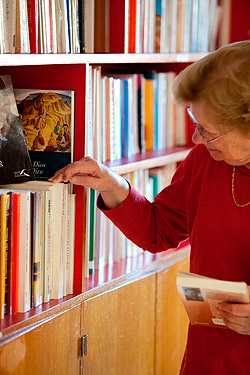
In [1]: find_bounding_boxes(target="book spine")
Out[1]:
[113,78,122,160]
[19,0,31,53]
[44,190,52,302]
[25,193,31,312]
[143,73,155,151]
[4,194,10,317]
[5,0,16,53]
[31,193,41,307]
[128,0,137,53]
[38,0,44,53]
[78,0,85,52]
[50,0,58,53]
[88,189,96,275]
[12,193,20,314]
[94,0,110,53]
[0,0,8,53]
[27,0,39,53]
[6,192,14,316]
[84,0,95,53]
[122,79,129,157]
[155,0,162,53]
[66,193,75,294]
[71,0,80,53]
[66,0,72,53]
[0,193,7,319]
[135,0,142,53]
[109,0,125,53]
[39,192,45,305]
[56,0,70,53]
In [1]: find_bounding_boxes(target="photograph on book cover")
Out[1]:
[0,75,34,184]
[14,89,75,180]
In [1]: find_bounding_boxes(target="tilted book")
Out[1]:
[14,89,74,180]
[0,75,34,184]
[176,270,250,329]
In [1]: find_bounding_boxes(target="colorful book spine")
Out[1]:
[128,0,137,53]
[12,193,20,314]
[27,0,39,53]
[0,193,8,318]
[143,72,155,151]
[6,192,14,316]
[88,189,96,275]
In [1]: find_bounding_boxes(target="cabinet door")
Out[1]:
[155,257,189,375]
[82,274,155,375]
[0,304,81,375]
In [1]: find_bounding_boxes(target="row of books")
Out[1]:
[0,0,80,54]
[127,0,223,53]
[84,163,177,282]
[85,67,188,163]
[0,181,75,318]
[0,0,223,55]
[83,0,223,54]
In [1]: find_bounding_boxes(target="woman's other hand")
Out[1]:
[218,286,250,335]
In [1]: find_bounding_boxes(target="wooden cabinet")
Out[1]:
[81,248,190,375]
[155,256,189,375]
[0,304,81,375]
[82,274,156,375]
[0,249,190,375]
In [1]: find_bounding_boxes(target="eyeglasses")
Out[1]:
[187,106,238,144]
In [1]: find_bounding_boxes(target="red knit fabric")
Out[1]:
[98,144,250,374]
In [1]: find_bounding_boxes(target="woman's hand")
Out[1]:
[48,157,130,209]
[218,286,250,335]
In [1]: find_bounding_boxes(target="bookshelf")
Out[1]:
[0,52,192,374]
[0,0,239,374]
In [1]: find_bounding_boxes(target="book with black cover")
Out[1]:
[0,76,34,184]
[15,89,74,180]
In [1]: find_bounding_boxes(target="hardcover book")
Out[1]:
[0,75,34,185]
[14,89,74,180]
[177,270,250,329]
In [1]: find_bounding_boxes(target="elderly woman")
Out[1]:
[49,41,250,374]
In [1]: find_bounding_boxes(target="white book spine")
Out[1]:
[67,193,75,294]
[85,65,93,158]
[50,183,63,300]
[44,190,52,302]
[113,79,122,160]
[84,0,94,53]
[109,77,115,162]
[19,0,30,53]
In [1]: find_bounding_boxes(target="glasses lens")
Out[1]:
[187,107,196,123]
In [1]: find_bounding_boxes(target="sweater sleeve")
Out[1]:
[97,148,195,253]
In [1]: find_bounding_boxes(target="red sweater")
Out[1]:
[98,144,250,374]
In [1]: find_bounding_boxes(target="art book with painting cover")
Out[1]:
[176,270,250,329]
[14,89,75,180]
[0,75,34,184]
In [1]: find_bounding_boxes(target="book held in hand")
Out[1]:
[176,271,250,328]
[0,76,34,184]
[15,89,74,180]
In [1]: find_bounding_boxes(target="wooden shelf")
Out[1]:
[105,147,192,174]
[0,53,208,67]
